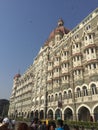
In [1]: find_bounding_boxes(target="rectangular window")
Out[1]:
[85,36,87,40]
[56,68,59,72]
[87,49,89,54]
[64,63,66,67]
[78,70,80,74]
[76,44,78,48]
[89,65,91,69]
[64,52,66,56]
[93,63,96,69]
[89,35,92,39]
[91,48,94,53]
[77,56,79,61]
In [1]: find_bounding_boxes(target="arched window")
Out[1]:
[48,96,51,102]
[55,94,58,101]
[72,44,75,49]
[91,84,97,95]
[51,95,54,102]
[59,93,62,101]
[77,88,81,97]
[83,86,88,96]
[64,91,67,99]
[68,90,72,98]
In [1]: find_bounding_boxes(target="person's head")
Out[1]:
[2,117,9,126]
[0,118,10,130]
[0,124,9,130]
[43,121,46,125]
[48,121,56,130]
[38,120,42,125]
[17,122,28,130]
[28,126,34,130]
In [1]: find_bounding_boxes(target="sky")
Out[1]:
[0,0,98,100]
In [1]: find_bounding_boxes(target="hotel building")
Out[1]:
[8,8,98,121]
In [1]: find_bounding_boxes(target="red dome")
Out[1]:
[48,19,70,40]
[14,73,21,79]
[49,26,69,39]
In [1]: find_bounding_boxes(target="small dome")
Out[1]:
[14,73,21,79]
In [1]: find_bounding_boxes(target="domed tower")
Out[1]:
[14,73,21,81]
[45,19,70,46]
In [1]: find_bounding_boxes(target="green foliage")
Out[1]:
[16,116,30,122]
[64,120,98,129]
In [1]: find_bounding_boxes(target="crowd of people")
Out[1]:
[0,117,15,130]
[0,117,70,130]
[17,117,70,130]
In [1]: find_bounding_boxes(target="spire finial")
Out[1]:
[58,18,64,27]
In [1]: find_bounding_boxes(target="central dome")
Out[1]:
[48,19,70,40]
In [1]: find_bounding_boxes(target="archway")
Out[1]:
[64,108,73,120]
[31,111,34,119]
[27,112,30,118]
[78,106,90,121]
[48,109,53,119]
[18,112,21,117]
[55,109,62,120]
[94,106,98,122]
[35,110,38,118]
[40,110,44,119]
[22,112,23,117]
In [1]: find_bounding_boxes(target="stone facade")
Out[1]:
[8,8,98,121]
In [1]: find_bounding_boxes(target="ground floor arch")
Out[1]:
[47,109,53,119]
[30,111,34,119]
[94,106,98,122]
[78,106,90,121]
[35,110,39,118]
[64,108,73,120]
[55,108,62,120]
[39,110,44,119]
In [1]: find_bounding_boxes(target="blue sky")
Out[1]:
[0,0,98,99]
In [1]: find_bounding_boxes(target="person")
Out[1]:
[30,117,38,130]
[17,122,28,130]
[42,121,47,130]
[55,119,64,130]
[37,120,43,130]
[28,126,34,130]
[48,121,56,130]
[0,117,10,130]
[11,119,16,130]
[8,119,13,130]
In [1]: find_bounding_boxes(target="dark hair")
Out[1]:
[17,122,28,130]
[0,123,9,130]
[48,121,56,130]
[28,126,34,130]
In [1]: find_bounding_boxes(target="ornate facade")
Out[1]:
[8,8,98,121]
